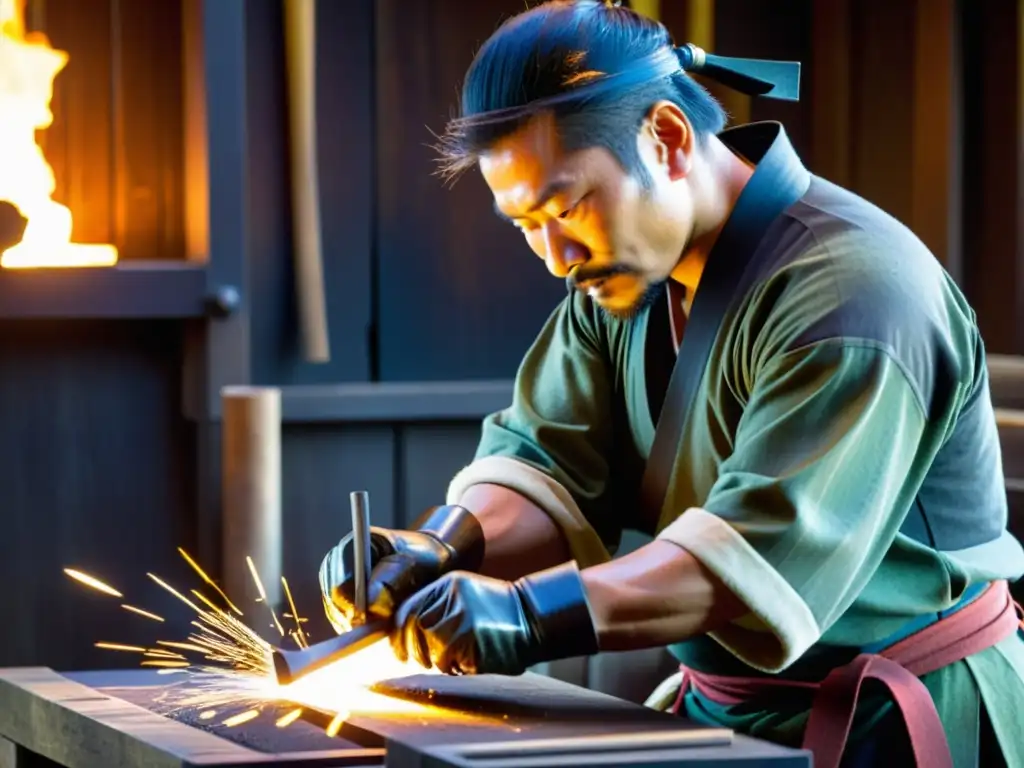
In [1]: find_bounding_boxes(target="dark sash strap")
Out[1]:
[637,153,809,532]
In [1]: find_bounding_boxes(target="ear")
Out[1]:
[643,101,694,181]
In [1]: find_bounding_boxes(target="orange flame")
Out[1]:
[0,0,117,268]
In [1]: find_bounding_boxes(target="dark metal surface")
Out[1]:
[0,667,810,768]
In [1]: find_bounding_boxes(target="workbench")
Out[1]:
[0,667,810,767]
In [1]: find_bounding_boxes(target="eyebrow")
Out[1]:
[493,179,575,222]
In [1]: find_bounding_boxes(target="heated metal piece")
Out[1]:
[272,489,380,686]
[350,490,372,621]
[272,619,389,686]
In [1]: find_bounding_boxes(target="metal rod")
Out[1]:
[350,490,372,619]
[273,620,388,685]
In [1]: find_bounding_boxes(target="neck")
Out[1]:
[670,138,755,293]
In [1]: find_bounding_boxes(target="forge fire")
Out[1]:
[0,0,117,267]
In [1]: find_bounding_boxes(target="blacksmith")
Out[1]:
[320,2,1024,764]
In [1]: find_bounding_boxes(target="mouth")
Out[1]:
[576,277,608,293]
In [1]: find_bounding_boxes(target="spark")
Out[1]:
[68,550,449,725]
[199,710,217,720]
[157,640,207,654]
[326,710,349,737]
[281,577,308,647]
[222,709,260,727]
[95,642,145,653]
[276,708,303,727]
[144,650,186,660]
[178,547,243,616]
[147,572,203,613]
[122,604,164,622]
[64,568,123,598]
[246,556,284,637]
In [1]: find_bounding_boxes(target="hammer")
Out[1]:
[273,490,384,685]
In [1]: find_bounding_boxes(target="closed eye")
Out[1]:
[558,192,591,220]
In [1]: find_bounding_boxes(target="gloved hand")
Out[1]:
[319,504,485,633]
[391,561,600,676]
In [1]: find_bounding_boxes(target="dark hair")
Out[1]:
[435,0,727,186]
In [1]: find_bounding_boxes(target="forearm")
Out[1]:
[459,483,571,580]
[581,539,746,652]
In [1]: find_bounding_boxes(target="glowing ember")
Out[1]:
[121,605,164,622]
[0,0,117,268]
[276,707,303,728]
[222,709,260,728]
[64,568,122,598]
[325,710,348,737]
[95,642,145,653]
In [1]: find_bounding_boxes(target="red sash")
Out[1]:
[670,581,1024,768]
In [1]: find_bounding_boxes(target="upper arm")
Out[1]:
[658,234,973,671]
[447,291,619,566]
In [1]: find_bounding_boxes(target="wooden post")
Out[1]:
[221,386,282,610]
[283,0,331,363]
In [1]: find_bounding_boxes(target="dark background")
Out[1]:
[1,0,1021,671]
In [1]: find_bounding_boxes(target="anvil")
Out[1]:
[0,666,811,767]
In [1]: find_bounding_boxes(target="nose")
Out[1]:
[539,221,588,278]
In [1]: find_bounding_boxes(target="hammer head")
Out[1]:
[272,620,389,686]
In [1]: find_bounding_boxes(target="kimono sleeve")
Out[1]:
[658,338,942,673]
[446,291,616,567]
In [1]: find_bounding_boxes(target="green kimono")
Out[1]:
[445,123,1024,765]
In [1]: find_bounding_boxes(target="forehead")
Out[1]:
[478,113,566,206]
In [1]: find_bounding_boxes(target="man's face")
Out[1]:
[479,109,694,319]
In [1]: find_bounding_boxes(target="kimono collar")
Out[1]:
[690,122,811,309]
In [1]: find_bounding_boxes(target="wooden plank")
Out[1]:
[0,668,382,767]
[374,0,567,382]
[0,320,199,671]
[281,425,396,642]
[847,0,915,225]
[112,0,185,261]
[961,0,1024,353]
[280,381,512,423]
[398,424,484,526]
[808,0,851,186]
[0,262,208,319]
[244,0,374,386]
[909,0,962,282]
[989,354,1024,409]
[33,0,115,250]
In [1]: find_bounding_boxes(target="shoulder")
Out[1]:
[736,178,980,414]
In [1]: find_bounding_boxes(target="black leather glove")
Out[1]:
[319,504,485,633]
[391,561,600,676]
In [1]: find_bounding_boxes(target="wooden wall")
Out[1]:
[1,0,1021,671]
[33,0,185,260]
